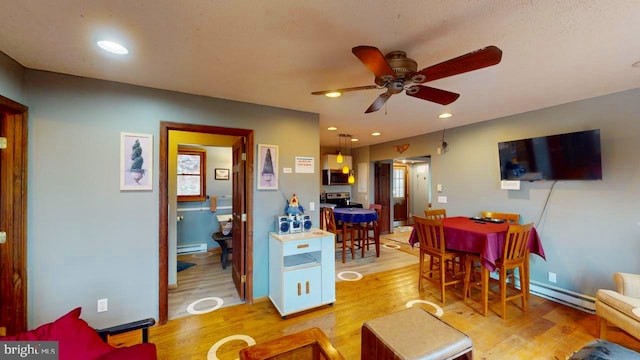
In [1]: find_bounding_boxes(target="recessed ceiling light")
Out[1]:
[351,138,359,142]
[371,132,381,136]
[97,40,128,55]
[327,126,338,131]
[325,92,341,98]
[439,112,453,119]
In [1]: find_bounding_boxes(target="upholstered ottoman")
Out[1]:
[361,307,472,360]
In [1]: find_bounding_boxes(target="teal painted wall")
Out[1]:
[365,87,640,297]
[23,70,320,328]
[0,51,26,104]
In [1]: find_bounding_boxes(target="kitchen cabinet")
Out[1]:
[269,229,336,318]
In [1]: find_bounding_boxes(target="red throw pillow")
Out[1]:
[0,307,115,360]
[97,343,157,360]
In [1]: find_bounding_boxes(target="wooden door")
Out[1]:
[232,137,246,299]
[0,96,28,336]
[374,163,391,235]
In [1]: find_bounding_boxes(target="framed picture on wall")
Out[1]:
[257,144,278,190]
[215,168,230,180]
[120,132,153,191]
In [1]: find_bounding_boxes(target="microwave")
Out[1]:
[322,169,350,186]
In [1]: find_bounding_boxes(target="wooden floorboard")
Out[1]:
[127,231,640,359]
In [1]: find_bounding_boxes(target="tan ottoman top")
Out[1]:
[363,307,472,360]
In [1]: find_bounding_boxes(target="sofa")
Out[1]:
[595,272,640,341]
[0,307,156,360]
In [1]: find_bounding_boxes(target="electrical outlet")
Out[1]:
[97,298,108,313]
[548,272,557,283]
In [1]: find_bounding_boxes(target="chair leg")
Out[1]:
[463,257,472,301]
[440,257,446,303]
[500,266,508,319]
[418,251,425,290]
[341,234,346,264]
[519,265,527,312]
[597,316,607,339]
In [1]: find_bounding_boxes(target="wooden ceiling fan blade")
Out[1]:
[352,46,397,80]
[406,85,460,105]
[365,92,392,113]
[311,85,378,95]
[414,45,503,83]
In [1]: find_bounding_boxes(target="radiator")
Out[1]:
[177,243,207,255]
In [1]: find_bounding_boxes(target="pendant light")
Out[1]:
[336,134,344,164]
[348,170,355,184]
[342,134,352,174]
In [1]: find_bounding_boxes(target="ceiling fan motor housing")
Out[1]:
[374,50,418,86]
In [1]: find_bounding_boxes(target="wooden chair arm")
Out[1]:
[239,327,344,360]
[96,318,155,343]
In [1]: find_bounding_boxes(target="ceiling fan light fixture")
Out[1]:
[325,92,341,98]
[97,40,128,55]
[439,112,453,119]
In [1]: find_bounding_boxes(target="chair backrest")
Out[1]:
[412,216,446,254]
[481,211,520,224]
[425,208,447,220]
[501,223,533,265]
[323,207,338,233]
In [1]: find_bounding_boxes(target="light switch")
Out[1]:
[309,202,315,211]
[437,196,447,204]
[436,184,443,192]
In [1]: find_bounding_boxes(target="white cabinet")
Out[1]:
[269,229,336,318]
[322,154,352,170]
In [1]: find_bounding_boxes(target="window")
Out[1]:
[177,148,206,202]
[392,166,406,198]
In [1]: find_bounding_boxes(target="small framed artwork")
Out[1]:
[215,168,230,180]
[120,132,153,191]
[257,144,278,190]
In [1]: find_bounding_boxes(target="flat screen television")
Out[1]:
[498,129,602,181]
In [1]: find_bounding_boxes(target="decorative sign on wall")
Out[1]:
[295,156,314,173]
[393,144,410,154]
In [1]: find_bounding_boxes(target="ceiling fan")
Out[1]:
[312,45,503,113]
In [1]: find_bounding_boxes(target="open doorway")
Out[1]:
[394,157,431,226]
[159,122,254,325]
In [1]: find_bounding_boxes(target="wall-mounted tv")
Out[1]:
[498,129,602,181]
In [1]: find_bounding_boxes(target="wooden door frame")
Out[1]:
[0,95,28,335]
[159,122,254,325]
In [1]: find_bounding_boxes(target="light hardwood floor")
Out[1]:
[117,232,640,359]
[168,250,242,320]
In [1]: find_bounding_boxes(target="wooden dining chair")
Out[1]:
[425,208,447,220]
[323,207,355,263]
[463,222,533,318]
[413,215,465,303]
[481,211,520,224]
[357,204,382,257]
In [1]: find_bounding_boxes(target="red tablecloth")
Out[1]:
[409,216,545,271]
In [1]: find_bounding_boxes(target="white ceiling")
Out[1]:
[1,1,639,147]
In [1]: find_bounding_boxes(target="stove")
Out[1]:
[323,192,362,208]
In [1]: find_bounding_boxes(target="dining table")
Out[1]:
[408,216,546,271]
[333,208,380,257]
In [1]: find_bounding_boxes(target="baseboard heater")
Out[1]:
[177,243,207,255]
[529,280,595,314]
[492,274,596,314]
